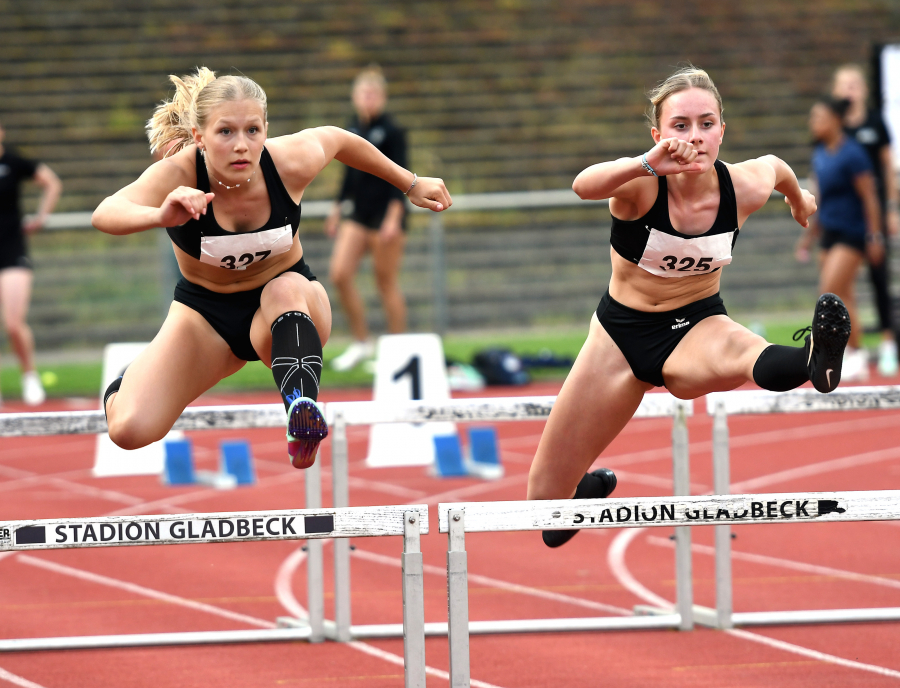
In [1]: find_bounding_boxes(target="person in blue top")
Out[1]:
[796,96,884,381]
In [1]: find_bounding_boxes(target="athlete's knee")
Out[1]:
[106,408,165,450]
[373,268,400,294]
[328,263,354,289]
[262,273,309,313]
[3,319,27,342]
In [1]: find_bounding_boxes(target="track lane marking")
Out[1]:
[0,666,48,688]
[17,556,274,629]
[646,536,900,591]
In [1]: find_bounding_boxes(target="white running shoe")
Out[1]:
[878,340,899,377]
[331,340,374,371]
[841,348,870,383]
[22,371,46,406]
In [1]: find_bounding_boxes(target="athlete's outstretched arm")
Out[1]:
[276,126,452,212]
[573,137,702,202]
[759,155,817,228]
[92,150,211,235]
[731,155,817,228]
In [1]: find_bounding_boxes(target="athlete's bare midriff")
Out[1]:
[607,248,722,312]
[174,235,305,293]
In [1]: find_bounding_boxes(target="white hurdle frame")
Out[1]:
[439,490,900,685]
[705,385,900,629]
[318,394,695,641]
[0,504,429,686]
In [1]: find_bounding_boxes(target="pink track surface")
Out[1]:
[1,377,900,688]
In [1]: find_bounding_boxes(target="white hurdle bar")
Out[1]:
[705,385,900,629]
[439,490,900,686]
[0,504,429,687]
[320,394,695,642]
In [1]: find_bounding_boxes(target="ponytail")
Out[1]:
[147,67,217,157]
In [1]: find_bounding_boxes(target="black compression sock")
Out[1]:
[271,311,323,411]
[752,344,809,392]
[103,376,123,422]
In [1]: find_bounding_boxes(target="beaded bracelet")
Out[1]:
[641,153,659,178]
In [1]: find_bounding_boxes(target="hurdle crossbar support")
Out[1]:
[712,402,733,630]
[402,511,426,688]
[671,405,693,631]
[331,412,353,643]
[304,458,325,643]
[447,510,470,688]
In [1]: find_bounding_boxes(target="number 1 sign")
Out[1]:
[366,334,457,468]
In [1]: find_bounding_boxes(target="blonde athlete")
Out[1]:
[530,67,847,547]
[93,68,450,468]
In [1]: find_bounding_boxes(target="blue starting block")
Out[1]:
[466,427,504,480]
[433,434,469,478]
[220,440,256,486]
[163,439,196,485]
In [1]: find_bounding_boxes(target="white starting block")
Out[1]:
[365,334,456,468]
[93,343,184,477]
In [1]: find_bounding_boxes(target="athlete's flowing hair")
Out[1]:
[146,67,267,157]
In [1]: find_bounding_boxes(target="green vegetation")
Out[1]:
[0,319,884,400]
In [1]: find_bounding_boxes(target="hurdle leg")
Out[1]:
[402,511,426,688]
[447,509,470,688]
[305,457,325,642]
[712,402,734,629]
[331,412,352,642]
[672,406,694,630]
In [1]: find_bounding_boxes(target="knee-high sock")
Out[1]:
[752,344,809,392]
[271,311,323,411]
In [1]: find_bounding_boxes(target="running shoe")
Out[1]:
[792,293,851,393]
[21,371,46,406]
[542,468,617,548]
[287,397,329,469]
[331,340,374,372]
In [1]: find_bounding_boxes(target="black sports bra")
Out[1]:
[609,160,739,278]
[167,147,301,271]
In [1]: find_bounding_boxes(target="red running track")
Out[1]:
[1,378,899,687]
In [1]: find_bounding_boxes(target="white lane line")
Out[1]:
[606,528,671,610]
[273,547,309,619]
[17,555,274,629]
[730,445,900,493]
[727,629,900,679]
[352,547,631,616]
[0,666,49,688]
[612,469,707,493]
[646,536,900,591]
[423,473,528,506]
[273,548,508,688]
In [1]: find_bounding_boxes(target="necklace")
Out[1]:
[200,150,258,190]
[206,166,257,190]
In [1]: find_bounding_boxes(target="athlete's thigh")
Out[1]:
[528,314,652,500]
[112,302,245,433]
[663,315,768,398]
[250,274,332,367]
[329,220,371,282]
[0,268,33,324]
[819,244,863,294]
[370,230,406,282]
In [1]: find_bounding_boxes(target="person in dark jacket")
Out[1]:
[0,120,62,405]
[832,64,899,376]
[325,66,409,371]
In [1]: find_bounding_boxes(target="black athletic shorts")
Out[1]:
[173,257,317,362]
[0,234,32,271]
[596,290,728,388]
[820,228,866,253]
[349,205,407,232]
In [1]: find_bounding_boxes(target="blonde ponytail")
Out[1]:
[146,67,267,157]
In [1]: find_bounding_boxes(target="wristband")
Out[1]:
[404,173,418,195]
[641,153,659,178]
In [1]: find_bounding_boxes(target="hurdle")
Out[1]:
[0,503,429,685]
[438,490,900,686]
[318,394,695,642]
[703,385,900,629]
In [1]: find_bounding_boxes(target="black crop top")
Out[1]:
[167,147,301,271]
[610,160,739,278]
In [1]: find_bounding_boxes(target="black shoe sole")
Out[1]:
[542,468,617,548]
[807,293,851,393]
